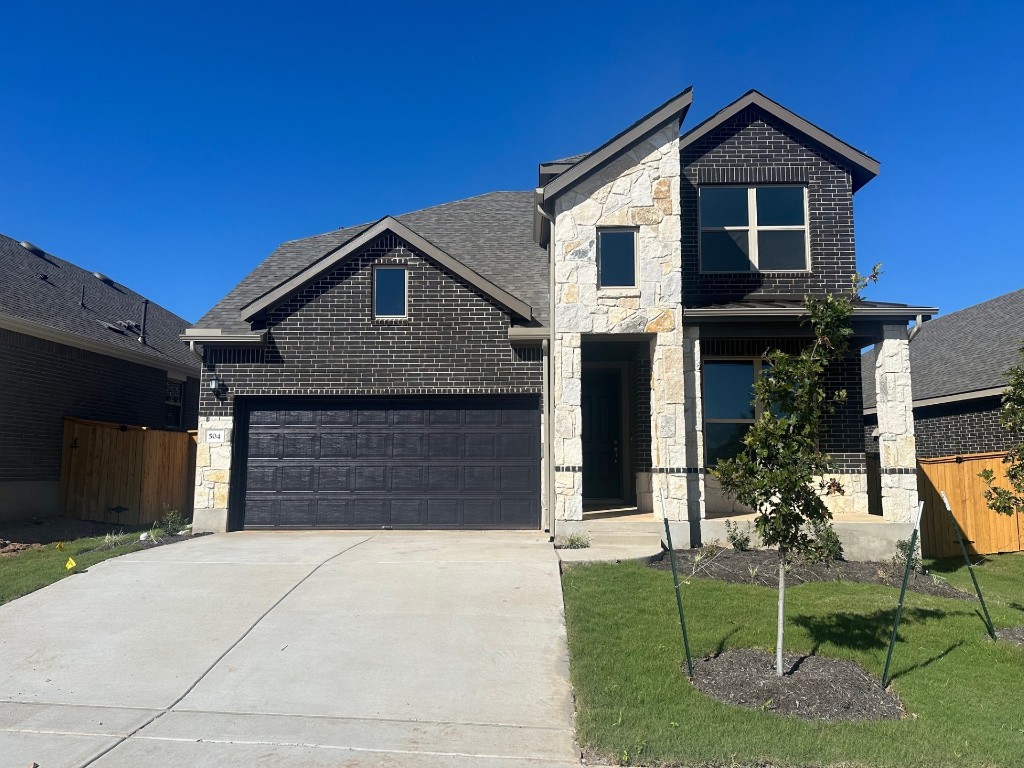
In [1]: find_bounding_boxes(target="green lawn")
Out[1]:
[562,561,1024,768]
[926,551,1024,611]
[0,530,165,606]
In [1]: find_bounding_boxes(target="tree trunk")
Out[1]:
[776,548,786,677]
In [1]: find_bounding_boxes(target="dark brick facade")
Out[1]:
[910,396,1016,459]
[199,233,543,418]
[701,336,865,466]
[681,106,857,303]
[0,327,198,483]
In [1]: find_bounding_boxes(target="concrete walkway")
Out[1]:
[0,532,579,767]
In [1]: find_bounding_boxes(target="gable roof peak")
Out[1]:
[238,215,533,323]
[680,89,880,191]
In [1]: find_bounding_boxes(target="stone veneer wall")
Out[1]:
[551,121,687,522]
[873,325,919,523]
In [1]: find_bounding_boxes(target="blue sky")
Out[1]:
[2,1,1020,323]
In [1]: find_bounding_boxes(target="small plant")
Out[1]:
[159,507,187,534]
[893,538,922,574]
[747,564,761,584]
[555,530,591,550]
[800,519,843,564]
[688,540,724,580]
[724,520,753,551]
[102,529,128,550]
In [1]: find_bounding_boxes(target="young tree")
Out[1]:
[714,267,879,677]
[979,347,1024,518]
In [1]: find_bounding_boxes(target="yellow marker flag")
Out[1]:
[65,557,76,570]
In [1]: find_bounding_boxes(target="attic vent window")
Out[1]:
[92,272,115,286]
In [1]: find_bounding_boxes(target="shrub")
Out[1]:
[555,531,591,550]
[724,520,753,551]
[159,508,187,534]
[800,519,844,564]
[893,537,922,574]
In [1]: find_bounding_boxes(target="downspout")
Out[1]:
[538,198,557,539]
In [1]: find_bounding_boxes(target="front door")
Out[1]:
[582,367,624,501]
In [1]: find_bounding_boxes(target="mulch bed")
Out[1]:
[0,518,203,558]
[690,648,904,721]
[995,626,1024,647]
[652,547,971,600]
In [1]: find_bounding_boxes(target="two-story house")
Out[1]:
[185,88,935,551]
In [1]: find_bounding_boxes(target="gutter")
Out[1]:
[0,310,199,380]
[684,305,939,320]
[181,328,268,349]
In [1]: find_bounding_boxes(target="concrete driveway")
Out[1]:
[0,532,578,767]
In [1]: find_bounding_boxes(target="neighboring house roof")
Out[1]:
[680,90,880,191]
[240,216,533,323]
[0,234,199,376]
[862,288,1024,410]
[196,191,549,335]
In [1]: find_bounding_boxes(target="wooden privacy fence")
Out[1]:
[918,451,1023,558]
[59,418,197,526]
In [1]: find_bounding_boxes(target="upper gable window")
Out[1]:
[373,266,407,318]
[699,186,809,272]
[598,229,637,288]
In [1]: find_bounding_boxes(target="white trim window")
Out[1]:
[597,228,637,288]
[699,186,809,272]
[373,266,408,318]
[703,358,770,466]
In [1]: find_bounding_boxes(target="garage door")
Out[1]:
[240,396,540,530]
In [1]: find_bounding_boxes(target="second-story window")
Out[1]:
[700,186,809,272]
[598,229,637,288]
[374,266,407,318]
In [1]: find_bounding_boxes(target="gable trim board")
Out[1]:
[863,385,1009,416]
[0,310,198,379]
[680,90,880,191]
[238,217,533,324]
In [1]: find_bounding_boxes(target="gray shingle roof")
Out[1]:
[862,288,1024,408]
[197,191,549,333]
[0,234,199,373]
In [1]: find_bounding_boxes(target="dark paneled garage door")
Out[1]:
[240,396,540,530]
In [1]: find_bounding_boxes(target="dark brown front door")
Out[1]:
[582,368,624,501]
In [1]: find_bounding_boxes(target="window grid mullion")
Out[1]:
[747,187,758,268]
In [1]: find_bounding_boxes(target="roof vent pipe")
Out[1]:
[19,241,45,257]
[92,272,114,286]
[139,299,149,345]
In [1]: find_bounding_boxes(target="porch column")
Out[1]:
[651,326,688,521]
[553,332,583,522]
[682,325,705,521]
[873,324,918,523]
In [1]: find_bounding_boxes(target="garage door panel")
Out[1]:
[352,499,386,527]
[429,434,461,459]
[321,433,356,458]
[243,397,539,530]
[426,499,459,526]
[392,434,425,458]
[247,466,277,492]
[249,433,281,459]
[391,466,424,491]
[316,499,352,526]
[465,434,497,459]
[282,434,317,459]
[280,498,316,526]
[465,466,497,491]
[318,466,351,491]
[280,466,315,492]
[354,466,387,491]
[463,499,497,526]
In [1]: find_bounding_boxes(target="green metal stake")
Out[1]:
[940,491,997,640]
[660,489,694,679]
[882,502,924,687]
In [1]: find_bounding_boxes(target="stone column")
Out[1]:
[650,327,687,521]
[682,325,705,521]
[193,417,234,532]
[553,332,583,522]
[874,324,918,523]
